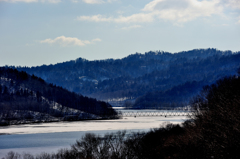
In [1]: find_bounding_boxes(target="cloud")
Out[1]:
[41,0,61,3]
[40,36,101,46]
[121,25,142,30]
[0,0,38,2]
[77,0,226,24]
[0,0,61,2]
[82,0,116,4]
[221,0,240,9]
[92,38,102,42]
[106,0,116,3]
[78,14,113,22]
[142,0,223,23]
[115,13,154,23]
[77,13,154,23]
[82,0,104,4]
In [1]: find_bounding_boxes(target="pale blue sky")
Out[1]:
[1,0,240,66]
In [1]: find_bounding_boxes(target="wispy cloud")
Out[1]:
[222,0,240,9]
[81,0,116,4]
[82,0,104,4]
[77,13,154,23]
[143,0,223,23]
[0,0,61,3]
[0,0,38,2]
[0,0,114,3]
[77,0,227,24]
[40,36,101,46]
[71,0,79,3]
[91,38,102,42]
[78,14,113,22]
[41,0,61,3]
[121,25,142,30]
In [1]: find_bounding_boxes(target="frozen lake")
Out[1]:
[0,109,189,157]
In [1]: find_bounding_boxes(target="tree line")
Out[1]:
[0,67,118,125]
[15,48,240,107]
[3,69,240,158]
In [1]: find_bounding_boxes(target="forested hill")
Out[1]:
[15,48,240,108]
[0,67,118,125]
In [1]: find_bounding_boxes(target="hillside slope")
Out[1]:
[0,67,118,125]
[16,48,240,107]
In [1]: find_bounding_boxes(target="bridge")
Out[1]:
[118,111,193,117]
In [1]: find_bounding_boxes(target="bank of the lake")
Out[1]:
[0,109,189,158]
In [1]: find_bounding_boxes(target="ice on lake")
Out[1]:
[0,111,189,158]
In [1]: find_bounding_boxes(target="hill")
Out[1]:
[5,73,240,158]
[0,67,118,125]
[15,48,240,108]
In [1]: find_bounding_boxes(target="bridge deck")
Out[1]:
[118,111,193,117]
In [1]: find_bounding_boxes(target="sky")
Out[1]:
[0,0,240,67]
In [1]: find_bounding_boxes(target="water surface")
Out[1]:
[0,110,189,157]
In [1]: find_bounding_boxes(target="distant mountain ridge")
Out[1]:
[15,48,240,108]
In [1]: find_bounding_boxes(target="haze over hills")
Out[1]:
[0,67,118,125]
[15,48,240,108]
